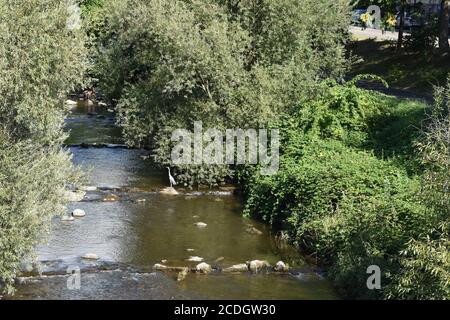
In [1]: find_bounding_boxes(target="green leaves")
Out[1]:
[0,0,87,293]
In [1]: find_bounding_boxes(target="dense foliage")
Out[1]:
[91,0,351,186]
[242,82,449,299]
[0,0,86,293]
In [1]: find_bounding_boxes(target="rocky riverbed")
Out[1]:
[5,101,337,300]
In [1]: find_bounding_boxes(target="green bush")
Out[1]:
[242,83,448,299]
[93,0,351,187]
[0,0,86,293]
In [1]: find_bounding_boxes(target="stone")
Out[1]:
[65,99,77,105]
[214,257,225,264]
[136,198,146,203]
[186,248,195,252]
[72,209,86,217]
[194,222,207,228]
[153,263,168,271]
[98,101,107,107]
[196,262,212,273]
[177,268,189,282]
[61,215,75,222]
[161,259,168,264]
[223,264,249,273]
[82,253,99,260]
[64,190,86,202]
[247,260,270,273]
[79,186,97,192]
[159,187,179,195]
[103,194,120,202]
[274,261,289,272]
[246,226,263,235]
[187,256,204,262]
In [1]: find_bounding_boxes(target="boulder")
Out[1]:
[196,262,212,273]
[82,253,99,260]
[246,226,263,235]
[247,260,270,273]
[64,190,86,202]
[187,256,204,262]
[159,187,179,195]
[72,209,86,217]
[153,263,168,271]
[79,186,97,192]
[223,264,249,273]
[61,215,75,222]
[214,257,225,264]
[65,99,78,105]
[274,261,289,272]
[194,222,207,228]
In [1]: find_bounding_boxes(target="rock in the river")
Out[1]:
[61,215,75,222]
[82,253,99,260]
[65,99,78,105]
[194,222,207,228]
[246,225,263,235]
[64,190,86,202]
[223,264,249,273]
[186,248,195,252]
[98,101,107,107]
[103,194,120,202]
[274,261,289,272]
[177,267,189,282]
[79,186,97,192]
[72,209,86,217]
[187,256,204,262]
[247,260,270,273]
[159,187,179,195]
[196,262,212,273]
[153,263,168,271]
[214,257,225,264]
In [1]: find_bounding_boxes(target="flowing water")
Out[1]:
[7,102,337,300]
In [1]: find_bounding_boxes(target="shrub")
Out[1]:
[242,83,448,299]
[0,0,86,293]
[93,0,351,187]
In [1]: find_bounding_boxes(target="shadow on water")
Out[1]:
[8,101,337,300]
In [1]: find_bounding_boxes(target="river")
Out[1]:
[7,101,336,300]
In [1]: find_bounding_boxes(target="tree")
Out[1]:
[439,0,450,52]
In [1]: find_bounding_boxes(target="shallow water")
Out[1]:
[8,102,337,300]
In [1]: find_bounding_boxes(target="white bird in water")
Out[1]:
[166,167,177,188]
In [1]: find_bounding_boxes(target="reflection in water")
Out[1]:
[10,102,337,300]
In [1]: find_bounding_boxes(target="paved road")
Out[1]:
[350,26,450,45]
[349,26,404,41]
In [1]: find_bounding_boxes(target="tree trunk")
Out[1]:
[397,6,405,51]
[439,0,450,52]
